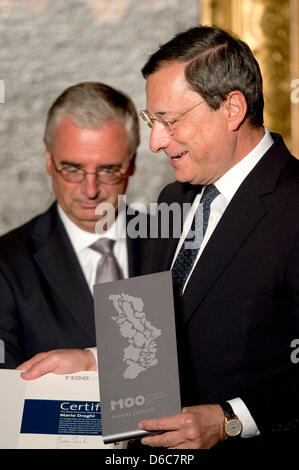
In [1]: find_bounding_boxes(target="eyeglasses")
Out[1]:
[50,155,130,185]
[139,96,214,136]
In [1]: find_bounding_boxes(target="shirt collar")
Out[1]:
[214,127,274,202]
[57,198,126,254]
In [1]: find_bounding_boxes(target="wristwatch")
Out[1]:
[220,401,243,438]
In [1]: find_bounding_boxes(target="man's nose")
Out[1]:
[82,173,99,198]
[149,121,171,153]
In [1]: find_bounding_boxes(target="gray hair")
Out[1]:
[44,82,140,157]
[142,26,264,128]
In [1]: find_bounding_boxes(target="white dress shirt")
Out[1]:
[171,128,274,438]
[57,200,128,294]
[57,201,129,370]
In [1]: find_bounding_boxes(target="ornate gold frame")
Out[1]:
[199,0,299,157]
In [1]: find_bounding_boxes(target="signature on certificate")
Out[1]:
[56,436,89,449]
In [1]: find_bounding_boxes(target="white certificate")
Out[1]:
[0,369,127,449]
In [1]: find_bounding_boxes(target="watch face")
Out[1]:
[225,418,242,437]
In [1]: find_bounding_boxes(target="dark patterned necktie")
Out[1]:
[90,238,123,284]
[172,184,220,294]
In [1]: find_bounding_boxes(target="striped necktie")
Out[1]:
[172,184,220,294]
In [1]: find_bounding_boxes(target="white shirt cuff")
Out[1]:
[228,397,260,438]
[85,347,97,362]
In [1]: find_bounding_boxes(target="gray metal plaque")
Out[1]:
[93,271,181,443]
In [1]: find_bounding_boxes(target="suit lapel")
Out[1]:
[181,133,292,323]
[31,205,95,342]
[127,232,142,277]
[181,186,266,323]
[126,210,151,277]
[151,182,201,273]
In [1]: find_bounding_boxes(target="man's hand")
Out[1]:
[16,349,97,380]
[138,404,226,449]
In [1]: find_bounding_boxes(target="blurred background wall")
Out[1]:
[0,0,298,236]
[200,0,299,159]
[0,0,198,235]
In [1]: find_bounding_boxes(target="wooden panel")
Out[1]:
[199,0,298,156]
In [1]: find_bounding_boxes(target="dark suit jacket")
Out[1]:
[145,133,299,451]
[0,203,147,368]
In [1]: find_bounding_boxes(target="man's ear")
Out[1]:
[224,90,247,131]
[45,149,52,175]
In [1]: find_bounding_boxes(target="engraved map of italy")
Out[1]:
[109,293,162,379]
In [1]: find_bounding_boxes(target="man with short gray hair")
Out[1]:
[0,81,146,369]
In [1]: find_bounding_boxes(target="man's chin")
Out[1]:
[70,213,100,233]
[174,171,194,185]
[75,224,97,233]
[67,203,118,232]
[174,170,206,186]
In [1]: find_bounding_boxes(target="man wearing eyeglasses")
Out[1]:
[135,26,299,453]
[11,28,299,455]
[0,82,146,370]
